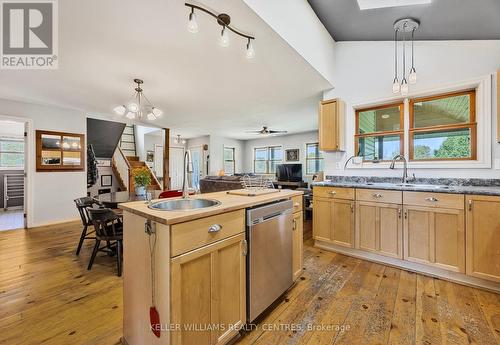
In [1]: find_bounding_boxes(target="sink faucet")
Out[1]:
[390,154,409,183]
[182,150,193,199]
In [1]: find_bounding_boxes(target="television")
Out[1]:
[276,164,302,182]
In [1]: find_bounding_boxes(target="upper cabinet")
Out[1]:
[497,68,500,142]
[319,99,345,151]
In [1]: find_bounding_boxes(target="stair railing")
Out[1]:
[112,147,131,191]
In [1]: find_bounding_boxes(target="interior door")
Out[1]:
[169,147,184,190]
[189,146,203,190]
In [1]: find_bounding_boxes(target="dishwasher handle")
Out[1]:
[249,209,292,225]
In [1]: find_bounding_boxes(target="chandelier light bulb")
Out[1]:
[220,27,230,47]
[147,112,156,121]
[113,105,126,115]
[125,112,135,119]
[409,67,417,84]
[127,102,139,113]
[152,107,162,117]
[188,11,198,33]
[392,78,400,94]
[246,39,255,59]
[400,79,409,96]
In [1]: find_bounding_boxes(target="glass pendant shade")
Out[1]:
[409,67,417,84]
[147,112,156,121]
[127,102,139,113]
[114,105,126,115]
[400,79,409,96]
[246,40,255,59]
[220,27,230,47]
[125,112,135,119]
[392,78,400,93]
[152,107,162,117]
[188,12,198,33]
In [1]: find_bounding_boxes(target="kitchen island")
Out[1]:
[118,189,303,345]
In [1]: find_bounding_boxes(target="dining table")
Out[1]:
[93,191,146,210]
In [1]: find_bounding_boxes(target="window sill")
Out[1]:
[346,160,491,169]
[0,167,24,171]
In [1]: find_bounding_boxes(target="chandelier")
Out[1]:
[113,79,163,121]
[392,18,419,96]
[185,2,256,59]
[174,134,186,144]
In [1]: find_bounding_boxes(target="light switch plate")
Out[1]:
[335,162,342,169]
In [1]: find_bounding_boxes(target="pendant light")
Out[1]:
[392,18,419,96]
[114,79,163,121]
[392,29,400,94]
[185,2,255,59]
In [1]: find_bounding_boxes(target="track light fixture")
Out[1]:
[185,2,256,59]
[392,18,419,95]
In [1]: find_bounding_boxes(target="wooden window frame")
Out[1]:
[253,146,283,174]
[223,147,235,175]
[409,89,477,161]
[355,102,404,162]
[36,130,85,172]
[305,142,323,175]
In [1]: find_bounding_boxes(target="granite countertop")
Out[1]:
[312,177,500,196]
[119,189,303,225]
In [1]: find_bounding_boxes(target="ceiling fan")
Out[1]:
[245,126,288,135]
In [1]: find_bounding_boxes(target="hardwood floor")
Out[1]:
[0,221,499,345]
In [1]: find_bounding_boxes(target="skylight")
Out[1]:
[357,0,431,10]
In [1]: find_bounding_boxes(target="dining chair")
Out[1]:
[87,207,123,277]
[74,197,98,255]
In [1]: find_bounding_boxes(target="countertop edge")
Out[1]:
[119,190,303,225]
[312,182,500,196]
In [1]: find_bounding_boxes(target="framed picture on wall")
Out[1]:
[146,150,154,162]
[101,175,112,187]
[286,149,299,162]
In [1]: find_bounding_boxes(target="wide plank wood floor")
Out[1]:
[1,221,499,345]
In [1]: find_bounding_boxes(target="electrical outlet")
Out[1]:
[353,156,363,165]
[335,162,342,170]
[495,159,500,170]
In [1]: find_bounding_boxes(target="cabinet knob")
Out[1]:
[294,202,300,207]
[293,219,297,230]
[328,191,337,196]
[372,193,383,199]
[398,208,402,218]
[208,224,222,233]
[468,199,473,211]
[425,197,439,202]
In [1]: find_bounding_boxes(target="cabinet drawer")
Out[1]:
[356,189,402,204]
[403,191,464,209]
[171,210,245,257]
[313,186,355,200]
[292,195,303,213]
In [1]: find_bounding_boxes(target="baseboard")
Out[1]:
[29,217,80,229]
[314,239,500,294]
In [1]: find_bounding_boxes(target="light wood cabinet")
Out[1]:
[171,234,246,345]
[313,197,355,248]
[355,201,402,259]
[319,99,345,151]
[466,195,500,283]
[403,206,465,273]
[292,211,303,281]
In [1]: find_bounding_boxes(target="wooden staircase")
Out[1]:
[111,149,162,192]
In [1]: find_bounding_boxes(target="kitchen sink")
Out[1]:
[395,183,454,190]
[148,198,221,211]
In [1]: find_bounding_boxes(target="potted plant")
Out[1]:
[132,167,151,197]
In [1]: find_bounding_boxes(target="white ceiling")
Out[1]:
[0,0,330,140]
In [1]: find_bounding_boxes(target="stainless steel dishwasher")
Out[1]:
[246,199,293,322]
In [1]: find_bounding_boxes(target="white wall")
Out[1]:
[209,136,245,175]
[243,0,335,86]
[243,131,318,181]
[0,98,87,227]
[324,40,500,178]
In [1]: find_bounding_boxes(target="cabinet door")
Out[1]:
[171,234,246,345]
[466,196,500,282]
[331,199,355,247]
[356,201,402,258]
[319,100,338,151]
[404,206,464,273]
[292,211,303,281]
[313,197,332,242]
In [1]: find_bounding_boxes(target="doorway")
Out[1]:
[0,118,28,231]
[169,147,184,190]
